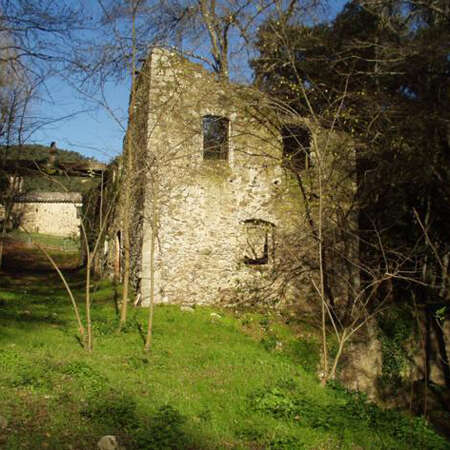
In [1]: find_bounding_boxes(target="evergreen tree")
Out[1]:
[253,0,450,391]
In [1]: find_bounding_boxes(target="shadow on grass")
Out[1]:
[0,309,67,326]
[136,320,147,345]
[0,270,85,345]
[81,397,210,450]
[2,256,81,273]
[1,238,81,272]
[0,269,84,296]
[112,280,120,317]
[133,404,208,450]
[4,400,211,450]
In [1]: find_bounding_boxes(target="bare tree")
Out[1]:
[250,8,393,383]
[0,0,91,266]
[81,180,120,351]
[118,0,142,330]
[155,0,313,80]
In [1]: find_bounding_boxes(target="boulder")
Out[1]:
[97,435,119,450]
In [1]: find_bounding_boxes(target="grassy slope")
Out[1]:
[1,232,81,271]
[1,144,100,193]
[0,272,448,450]
[6,231,80,250]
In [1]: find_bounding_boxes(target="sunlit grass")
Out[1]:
[0,271,447,449]
[1,232,81,271]
[6,230,80,250]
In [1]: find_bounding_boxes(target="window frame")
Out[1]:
[242,219,275,266]
[202,115,230,161]
[281,125,312,170]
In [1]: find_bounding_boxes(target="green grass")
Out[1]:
[6,230,80,251]
[0,271,448,450]
[1,232,81,271]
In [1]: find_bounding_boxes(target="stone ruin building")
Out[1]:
[1,144,106,237]
[99,48,357,308]
[12,191,83,237]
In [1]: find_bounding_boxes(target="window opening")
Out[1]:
[203,115,229,160]
[243,219,274,265]
[281,125,312,170]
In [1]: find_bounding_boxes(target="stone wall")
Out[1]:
[12,192,82,237]
[120,48,356,308]
[134,49,302,305]
[94,47,358,311]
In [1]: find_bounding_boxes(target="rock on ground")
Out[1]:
[97,435,119,450]
[180,305,195,312]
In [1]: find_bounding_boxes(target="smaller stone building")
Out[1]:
[12,192,82,237]
[1,146,107,237]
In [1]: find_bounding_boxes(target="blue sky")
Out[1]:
[31,0,347,163]
[32,77,128,162]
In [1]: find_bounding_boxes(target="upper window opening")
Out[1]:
[203,115,229,160]
[281,125,312,170]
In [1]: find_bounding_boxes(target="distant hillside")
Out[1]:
[22,175,99,194]
[1,144,101,194]
[1,144,97,164]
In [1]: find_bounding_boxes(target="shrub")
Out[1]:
[250,387,298,418]
[249,383,449,449]
[378,307,415,389]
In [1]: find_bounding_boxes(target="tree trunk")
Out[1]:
[85,255,93,352]
[145,185,158,352]
[119,0,138,330]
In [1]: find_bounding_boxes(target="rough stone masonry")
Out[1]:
[117,47,356,308]
[12,192,82,237]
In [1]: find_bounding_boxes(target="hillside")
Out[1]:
[1,144,101,193]
[0,271,448,450]
[21,175,98,194]
[1,144,94,163]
